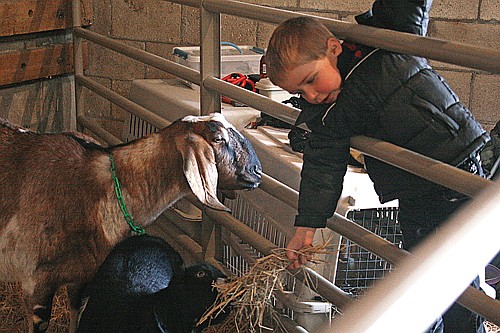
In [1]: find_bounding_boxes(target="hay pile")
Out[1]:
[0,282,70,333]
[200,240,334,333]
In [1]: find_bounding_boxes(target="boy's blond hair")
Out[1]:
[266,16,336,86]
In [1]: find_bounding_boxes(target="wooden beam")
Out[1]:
[0,0,93,37]
[0,42,87,86]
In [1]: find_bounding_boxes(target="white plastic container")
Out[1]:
[173,44,263,89]
[255,78,297,102]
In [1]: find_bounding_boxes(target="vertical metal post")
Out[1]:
[200,0,222,262]
[200,0,221,115]
[214,222,223,260]
[201,209,223,262]
[72,0,85,131]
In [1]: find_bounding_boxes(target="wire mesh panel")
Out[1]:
[220,191,339,331]
[221,192,290,276]
[123,114,157,142]
[335,207,402,297]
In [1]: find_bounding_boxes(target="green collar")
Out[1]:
[109,154,145,235]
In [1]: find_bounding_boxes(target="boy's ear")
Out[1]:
[326,38,342,57]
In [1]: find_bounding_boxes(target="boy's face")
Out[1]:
[279,38,342,105]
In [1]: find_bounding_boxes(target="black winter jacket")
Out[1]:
[294,0,490,228]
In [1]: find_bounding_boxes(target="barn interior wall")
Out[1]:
[0,0,92,131]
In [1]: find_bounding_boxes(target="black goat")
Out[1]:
[77,235,229,333]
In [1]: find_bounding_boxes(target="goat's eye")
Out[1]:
[213,135,225,144]
[196,270,207,278]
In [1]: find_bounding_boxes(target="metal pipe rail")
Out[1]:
[75,74,171,130]
[203,76,301,124]
[73,27,200,85]
[349,135,492,198]
[76,115,122,145]
[208,77,493,198]
[168,0,500,74]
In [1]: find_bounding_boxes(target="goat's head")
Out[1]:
[174,113,262,211]
[151,263,229,333]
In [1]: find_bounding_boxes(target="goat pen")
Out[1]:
[68,0,500,332]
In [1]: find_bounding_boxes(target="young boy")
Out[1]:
[265,1,490,332]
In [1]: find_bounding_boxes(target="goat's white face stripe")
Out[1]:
[182,113,244,140]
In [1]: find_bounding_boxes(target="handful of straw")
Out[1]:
[199,237,334,332]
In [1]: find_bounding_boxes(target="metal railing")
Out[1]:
[71,0,499,331]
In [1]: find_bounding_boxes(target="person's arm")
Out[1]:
[286,132,350,267]
[355,0,432,36]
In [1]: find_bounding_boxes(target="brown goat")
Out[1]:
[0,113,262,333]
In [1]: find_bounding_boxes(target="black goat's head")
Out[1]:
[152,263,230,333]
[175,113,262,211]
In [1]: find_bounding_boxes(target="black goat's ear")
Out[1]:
[176,133,230,212]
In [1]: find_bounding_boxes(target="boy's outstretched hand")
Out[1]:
[286,227,316,269]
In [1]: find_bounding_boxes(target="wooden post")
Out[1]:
[71,0,85,132]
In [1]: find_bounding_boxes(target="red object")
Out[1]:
[221,73,256,105]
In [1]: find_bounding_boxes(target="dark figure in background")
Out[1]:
[77,235,229,333]
[265,0,491,332]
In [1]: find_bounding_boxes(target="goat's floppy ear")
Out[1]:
[176,134,230,212]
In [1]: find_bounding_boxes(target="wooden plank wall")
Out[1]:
[0,42,89,86]
[0,0,92,86]
[0,0,92,37]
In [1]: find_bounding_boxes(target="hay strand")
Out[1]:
[200,235,336,332]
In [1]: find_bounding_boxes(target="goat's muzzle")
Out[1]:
[239,163,262,189]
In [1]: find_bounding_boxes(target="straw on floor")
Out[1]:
[0,282,70,333]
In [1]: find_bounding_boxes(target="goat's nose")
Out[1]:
[249,164,262,178]
[216,277,228,285]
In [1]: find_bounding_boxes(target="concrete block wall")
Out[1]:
[80,0,500,136]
